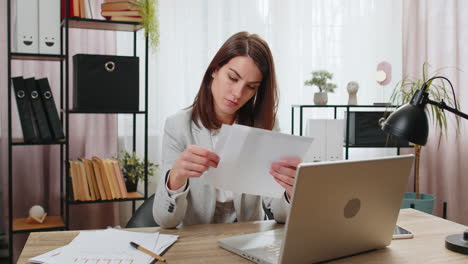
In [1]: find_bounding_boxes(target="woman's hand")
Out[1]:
[270,157,302,198]
[168,145,220,190]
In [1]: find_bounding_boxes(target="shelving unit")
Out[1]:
[62,5,150,228]
[291,104,413,159]
[6,1,67,262]
[6,1,150,262]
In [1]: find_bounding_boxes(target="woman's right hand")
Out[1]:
[168,145,220,190]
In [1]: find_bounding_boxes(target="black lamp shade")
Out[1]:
[381,104,429,146]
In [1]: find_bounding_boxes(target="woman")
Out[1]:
[153,32,301,228]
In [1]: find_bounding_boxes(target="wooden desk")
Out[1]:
[17,209,468,264]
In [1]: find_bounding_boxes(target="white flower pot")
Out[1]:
[314,92,328,105]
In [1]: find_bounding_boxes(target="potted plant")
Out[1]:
[388,62,459,214]
[117,151,158,192]
[304,70,337,105]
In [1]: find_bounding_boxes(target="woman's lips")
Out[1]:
[226,98,238,107]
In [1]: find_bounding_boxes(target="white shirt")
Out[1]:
[166,129,237,223]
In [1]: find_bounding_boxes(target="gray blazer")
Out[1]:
[152,109,291,228]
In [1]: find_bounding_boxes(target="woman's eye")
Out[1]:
[228,75,237,82]
[247,85,257,90]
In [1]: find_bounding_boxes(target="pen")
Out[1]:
[130,241,166,262]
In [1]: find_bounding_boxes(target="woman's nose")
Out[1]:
[232,83,244,99]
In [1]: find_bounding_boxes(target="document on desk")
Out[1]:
[29,229,178,264]
[203,124,314,198]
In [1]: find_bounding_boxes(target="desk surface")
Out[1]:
[17,209,468,264]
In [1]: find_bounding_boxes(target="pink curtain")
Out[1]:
[403,0,468,225]
[1,0,121,260]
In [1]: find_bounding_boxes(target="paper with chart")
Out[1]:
[28,228,178,264]
[203,124,314,198]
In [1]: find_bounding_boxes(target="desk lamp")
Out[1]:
[381,76,468,254]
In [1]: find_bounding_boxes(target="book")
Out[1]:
[84,159,101,200]
[11,77,38,143]
[94,157,117,199]
[101,10,140,17]
[88,159,106,200]
[91,158,111,200]
[69,161,80,200]
[25,78,52,141]
[104,159,121,199]
[36,78,65,140]
[73,0,80,18]
[80,158,97,200]
[79,0,86,18]
[110,16,142,22]
[101,2,140,11]
[112,160,128,198]
[84,0,93,19]
[77,160,92,201]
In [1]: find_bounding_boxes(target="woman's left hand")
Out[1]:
[270,157,302,198]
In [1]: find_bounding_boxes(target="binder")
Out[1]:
[14,0,39,53]
[25,78,52,141]
[39,0,61,54]
[36,78,65,140]
[11,77,38,143]
[326,120,344,161]
[305,119,327,162]
[305,119,345,162]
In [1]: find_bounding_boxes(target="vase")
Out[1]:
[125,177,138,192]
[313,92,328,105]
[347,81,359,105]
[400,192,436,214]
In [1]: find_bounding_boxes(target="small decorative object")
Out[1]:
[26,205,47,224]
[346,81,359,105]
[117,151,158,192]
[304,70,337,105]
[376,61,392,103]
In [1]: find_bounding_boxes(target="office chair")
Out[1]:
[126,194,159,228]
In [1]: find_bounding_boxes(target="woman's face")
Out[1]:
[211,56,262,124]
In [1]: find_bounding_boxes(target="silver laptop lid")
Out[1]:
[279,155,414,263]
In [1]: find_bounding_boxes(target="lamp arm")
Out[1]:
[427,99,468,120]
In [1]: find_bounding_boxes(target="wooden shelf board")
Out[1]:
[67,110,146,114]
[65,18,142,32]
[11,53,65,61]
[69,192,144,204]
[13,216,65,233]
[11,138,66,146]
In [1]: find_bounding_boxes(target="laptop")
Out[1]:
[218,155,414,264]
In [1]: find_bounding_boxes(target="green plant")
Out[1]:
[388,62,460,199]
[135,0,160,51]
[304,70,337,93]
[116,151,158,184]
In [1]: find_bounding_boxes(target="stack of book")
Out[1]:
[62,0,95,19]
[69,157,130,201]
[101,0,142,23]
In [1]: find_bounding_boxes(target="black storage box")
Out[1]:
[73,54,139,112]
[346,111,410,147]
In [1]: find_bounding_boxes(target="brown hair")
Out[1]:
[191,32,278,130]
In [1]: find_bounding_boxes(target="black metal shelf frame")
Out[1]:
[6,0,150,262]
[63,0,150,229]
[291,104,412,159]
